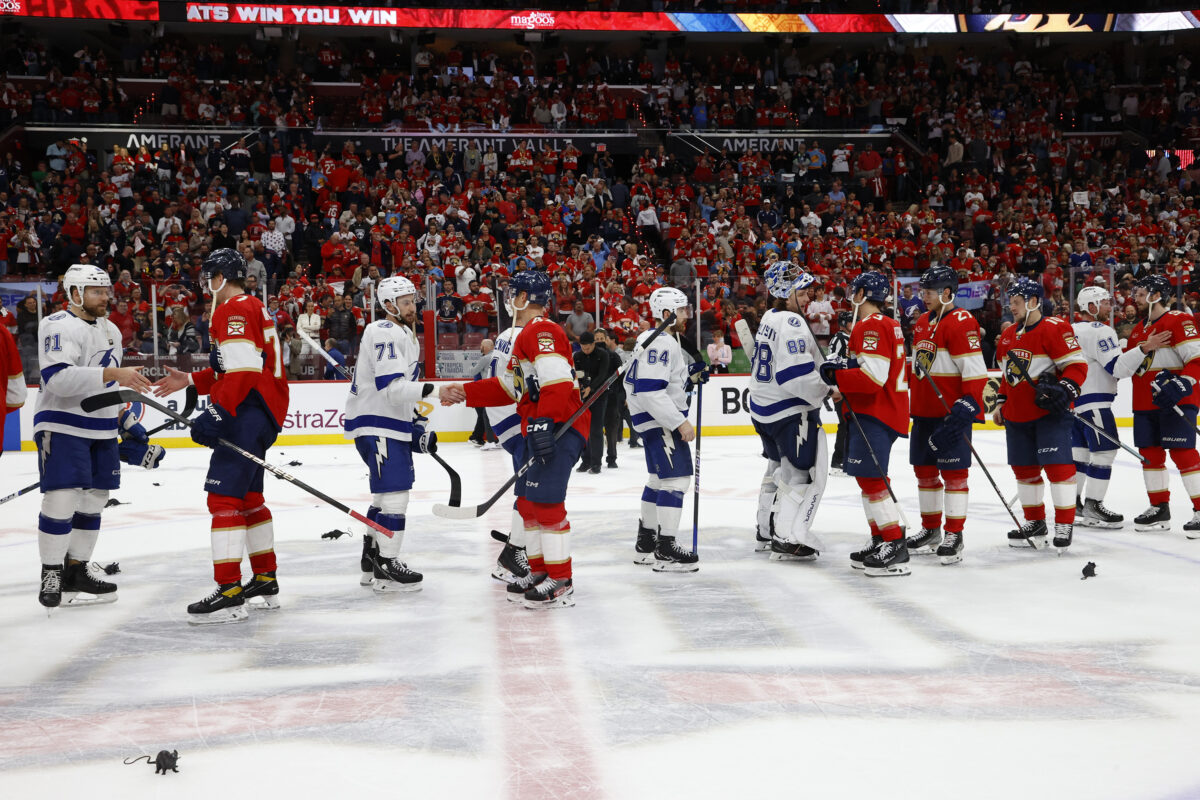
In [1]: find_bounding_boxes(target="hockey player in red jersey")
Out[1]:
[819,271,911,577]
[440,270,589,608]
[1110,274,1200,534]
[153,248,291,624]
[908,265,988,565]
[991,277,1087,551]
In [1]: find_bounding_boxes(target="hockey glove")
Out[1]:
[410,422,438,454]
[819,358,846,386]
[119,438,165,469]
[1033,377,1080,415]
[118,408,149,444]
[687,362,711,386]
[527,417,557,464]
[928,396,980,452]
[189,403,229,449]
[1152,370,1193,409]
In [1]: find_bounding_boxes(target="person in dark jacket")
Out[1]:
[573,330,618,473]
[325,293,357,355]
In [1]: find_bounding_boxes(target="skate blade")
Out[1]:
[652,561,700,573]
[1081,518,1123,529]
[1134,522,1171,533]
[359,573,375,587]
[246,596,280,610]
[938,553,963,566]
[754,538,773,553]
[864,563,912,577]
[1008,535,1047,548]
[633,552,656,565]
[372,580,423,594]
[1054,545,1071,555]
[1185,530,1200,540]
[523,594,576,610]
[61,591,118,607]
[849,562,866,571]
[907,544,940,555]
[769,552,818,562]
[491,566,523,583]
[187,606,249,625]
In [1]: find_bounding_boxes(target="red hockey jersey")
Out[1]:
[1120,310,1200,412]
[192,293,290,428]
[910,307,987,418]
[836,312,909,435]
[464,315,589,439]
[995,315,1087,423]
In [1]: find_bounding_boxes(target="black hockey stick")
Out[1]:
[797,311,910,530]
[297,327,462,506]
[1,385,198,507]
[1002,345,1145,463]
[692,381,702,552]
[81,389,400,539]
[912,360,1030,544]
[433,311,678,520]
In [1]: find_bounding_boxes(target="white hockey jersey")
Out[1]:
[483,325,523,447]
[1071,319,1121,411]
[34,310,123,440]
[625,329,691,434]
[748,308,826,425]
[345,319,426,441]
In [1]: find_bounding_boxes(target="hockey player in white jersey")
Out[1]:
[626,287,709,571]
[484,322,534,586]
[1070,286,1125,528]
[344,276,438,592]
[749,261,829,561]
[33,264,153,608]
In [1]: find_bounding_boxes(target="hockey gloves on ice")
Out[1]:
[189,403,229,448]
[929,395,980,452]
[410,421,438,454]
[687,362,711,386]
[527,417,557,464]
[119,438,166,469]
[1152,370,1193,409]
[1033,377,1080,415]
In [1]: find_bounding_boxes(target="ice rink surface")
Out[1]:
[2,431,1200,799]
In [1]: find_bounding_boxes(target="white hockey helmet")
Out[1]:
[63,264,112,306]
[1076,285,1110,314]
[378,276,417,307]
[649,286,689,322]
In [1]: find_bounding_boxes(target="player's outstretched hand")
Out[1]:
[439,383,466,406]
[151,365,192,397]
[105,365,151,393]
[677,420,696,442]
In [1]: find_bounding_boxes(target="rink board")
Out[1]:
[13,372,1135,449]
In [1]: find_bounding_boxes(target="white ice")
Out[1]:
[2,431,1200,799]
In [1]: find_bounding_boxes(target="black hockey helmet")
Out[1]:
[919,264,959,294]
[201,248,248,285]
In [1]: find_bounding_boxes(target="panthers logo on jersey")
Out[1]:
[981,376,1003,414]
[1004,348,1032,387]
[913,341,937,379]
[1136,349,1155,377]
[512,360,541,402]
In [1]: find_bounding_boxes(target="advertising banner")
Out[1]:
[0,0,158,20]
[896,275,991,311]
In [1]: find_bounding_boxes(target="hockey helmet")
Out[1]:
[849,271,891,305]
[1135,273,1172,305]
[764,260,814,299]
[919,264,959,294]
[378,276,417,307]
[1076,286,1110,314]
[201,248,248,291]
[1009,276,1044,301]
[507,269,554,310]
[63,264,111,306]
[649,286,689,321]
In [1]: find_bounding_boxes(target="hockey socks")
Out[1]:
[517,497,546,574]
[1140,447,1170,506]
[244,492,277,574]
[533,501,572,580]
[942,469,969,534]
[640,485,659,534]
[373,491,409,558]
[1012,466,1046,522]
[857,477,902,541]
[1171,449,1200,511]
[915,465,943,531]
[1045,464,1077,524]
[208,493,247,585]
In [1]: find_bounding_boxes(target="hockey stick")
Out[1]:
[297,327,462,506]
[1002,346,1145,463]
[692,381,702,552]
[433,311,678,520]
[0,385,198,507]
[796,312,911,530]
[81,389,398,539]
[913,362,1031,544]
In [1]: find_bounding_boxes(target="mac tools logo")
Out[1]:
[510,11,555,29]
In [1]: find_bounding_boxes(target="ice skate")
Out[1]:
[241,571,280,610]
[1184,511,1200,539]
[936,532,963,565]
[754,514,776,553]
[1134,503,1171,532]
[634,520,658,565]
[187,583,249,625]
[506,571,547,603]
[849,534,882,570]
[371,556,423,593]
[1007,519,1047,548]
[1053,523,1073,553]
[768,538,819,562]
[523,577,575,609]
[491,539,531,584]
[38,564,63,609]
[862,538,911,577]
[1081,498,1123,529]
[61,560,118,606]
[905,527,942,555]
[652,535,699,573]
[360,535,378,586]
